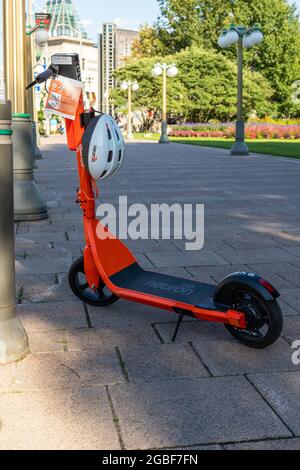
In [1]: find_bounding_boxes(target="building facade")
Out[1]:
[41,0,99,109]
[115,28,140,68]
[46,0,88,39]
[99,23,139,113]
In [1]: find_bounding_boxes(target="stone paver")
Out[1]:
[168,444,222,450]
[283,247,300,257]
[279,270,300,288]
[119,343,209,381]
[66,325,160,350]
[187,264,250,281]
[110,377,291,449]
[278,300,299,317]
[225,438,300,450]
[30,274,80,303]
[2,349,125,392]
[16,273,56,302]
[145,251,229,268]
[18,301,88,331]
[0,387,120,450]
[220,233,284,250]
[280,289,300,313]
[16,255,72,275]
[248,372,300,435]
[282,316,300,343]
[17,232,67,244]
[192,337,299,376]
[27,330,68,353]
[246,262,300,277]
[87,300,177,328]
[217,248,297,265]
[2,137,300,449]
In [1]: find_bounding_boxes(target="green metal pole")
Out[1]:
[0,101,29,365]
[231,35,249,156]
[159,66,170,144]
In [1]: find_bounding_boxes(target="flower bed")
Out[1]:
[169,123,300,140]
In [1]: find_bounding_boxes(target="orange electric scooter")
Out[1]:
[27,53,283,348]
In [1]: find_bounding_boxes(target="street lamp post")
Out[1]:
[86,76,94,108]
[218,24,264,156]
[26,4,49,160]
[152,63,178,144]
[120,80,139,141]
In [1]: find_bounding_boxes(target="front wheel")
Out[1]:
[226,290,283,349]
[68,257,119,307]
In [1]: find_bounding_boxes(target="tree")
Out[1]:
[154,0,300,116]
[111,47,273,128]
[174,47,274,122]
[111,57,186,131]
[156,0,229,52]
[131,25,166,59]
[230,0,300,116]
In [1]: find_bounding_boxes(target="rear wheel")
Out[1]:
[68,257,119,307]
[226,290,283,349]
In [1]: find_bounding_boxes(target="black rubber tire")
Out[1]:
[225,293,283,349]
[68,257,119,307]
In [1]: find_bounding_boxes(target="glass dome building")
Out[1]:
[45,0,88,39]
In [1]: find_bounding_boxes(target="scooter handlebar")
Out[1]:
[26,64,59,90]
[26,79,37,90]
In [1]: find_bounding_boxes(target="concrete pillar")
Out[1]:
[13,113,48,221]
[0,101,29,365]
[32,121,42,160]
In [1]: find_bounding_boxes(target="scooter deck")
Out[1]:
[110,262,217,309]
[87,221,246,327]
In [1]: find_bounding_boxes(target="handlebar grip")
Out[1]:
[35,65,59,84]
[26,80,37,90]
[26,64,59,90]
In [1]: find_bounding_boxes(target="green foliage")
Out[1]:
[38,91,47,136]
[131,25,166,59]
[156,0,229,52]
[171,138,300,159]
[150,0,300,117]
[112,47,273,126]
[111,57,186,131]
[231,0,300,116]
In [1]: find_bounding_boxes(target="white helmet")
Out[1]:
[82,114,125,180]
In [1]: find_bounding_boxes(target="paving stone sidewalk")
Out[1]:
[1,136,300,450]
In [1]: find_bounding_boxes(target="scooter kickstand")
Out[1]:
[171,311,185,342]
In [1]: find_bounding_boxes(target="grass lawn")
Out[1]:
[133,133,300,159]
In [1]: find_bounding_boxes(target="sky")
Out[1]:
[65,0,160,40]
[73,0,300,40]
[76,0,300,40]
[76,0,160,39]
[32,0,300,41]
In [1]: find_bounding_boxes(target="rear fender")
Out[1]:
[213,272,280,306]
